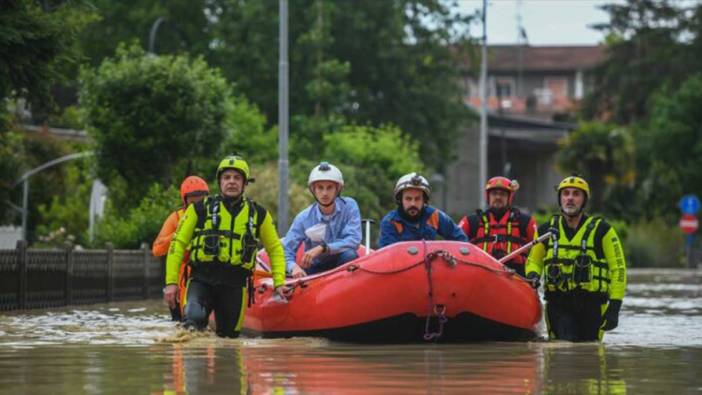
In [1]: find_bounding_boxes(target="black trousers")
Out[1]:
[183,278,247,338]
[546,292,606,342]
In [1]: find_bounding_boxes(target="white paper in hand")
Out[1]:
[304,223,327,242]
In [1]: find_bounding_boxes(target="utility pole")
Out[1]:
[277,0,290,234]
[479,0,489,209]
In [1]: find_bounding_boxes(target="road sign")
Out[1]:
[679,194,701,215]
[679,214,699,234]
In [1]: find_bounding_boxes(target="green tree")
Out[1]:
[327,0,472,167]
[0,131,25,222]
[583,0,696,123]
[80,45,234,209]
[556,121,635,217]
[636,74,702,220]
[0,0,95,124]
[79,0,210,62]
[79,0,474,169]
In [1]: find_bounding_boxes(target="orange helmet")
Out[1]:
[485,176,519,206]
[179,176,209,205]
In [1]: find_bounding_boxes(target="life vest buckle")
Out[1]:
[203,235,220,256]
[573,255,592,284]
[546,265,564,286]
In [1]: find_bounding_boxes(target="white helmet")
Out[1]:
[394,172,431,202]
[308,161,344,191]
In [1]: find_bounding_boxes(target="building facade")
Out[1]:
[435,45,605,218]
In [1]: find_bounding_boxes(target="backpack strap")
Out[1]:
[246,199,267,239]
[193,196,214,229]
[548,214,561,257]
[510,207,531,241]
[580,216,601,256]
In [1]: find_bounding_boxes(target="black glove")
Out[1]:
[546,227,559,239]
[601,299,622,331]
[526,272,541,289]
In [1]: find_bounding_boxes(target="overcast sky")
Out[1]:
[458,0,617,45]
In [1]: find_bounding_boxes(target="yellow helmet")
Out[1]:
[216,155,251,182]
[557,176,590,199]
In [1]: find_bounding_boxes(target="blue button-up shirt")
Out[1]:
[283,197,362,273]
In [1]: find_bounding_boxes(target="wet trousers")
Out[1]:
[183,279,247,338]
[306,249,359,275]
[546,292,606,342]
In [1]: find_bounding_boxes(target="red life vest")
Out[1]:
[468,209,530,264]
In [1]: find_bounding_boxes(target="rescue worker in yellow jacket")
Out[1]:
[525,176,626,341]
[153,175,209,321]
[164,155,287,338]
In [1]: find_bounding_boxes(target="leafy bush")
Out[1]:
[321,124,425,221]
[245,162,312,232]
[80,44,233,210]
[0,131,25,223]
[624,219,684,268]
[93,182,179,249]
[556,121,635,217]
[637,73,702,221]
[35,164,93,247]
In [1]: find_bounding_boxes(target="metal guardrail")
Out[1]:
[0,241,164,311]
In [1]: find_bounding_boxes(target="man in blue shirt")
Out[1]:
[379,172,467,248]
[283,162,362,277]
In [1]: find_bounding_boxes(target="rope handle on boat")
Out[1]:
[348,248,515,277]
[255,246,531,305]
[424,304,448,341]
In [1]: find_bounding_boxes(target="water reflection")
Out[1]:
[157,340,544,394]
[0,269,701,394]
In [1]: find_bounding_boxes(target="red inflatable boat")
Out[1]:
[244,241,542,343]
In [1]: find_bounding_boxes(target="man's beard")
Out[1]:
[561,204,580,217]
[399,205,424,222]
[488,207,508,219]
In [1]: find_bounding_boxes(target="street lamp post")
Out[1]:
[148,17,165,54]
[478,0,489,209]
[14,151,94,241]
[277,0,290,234]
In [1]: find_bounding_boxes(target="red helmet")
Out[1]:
[180,176,209,205]
[485,176,519,206]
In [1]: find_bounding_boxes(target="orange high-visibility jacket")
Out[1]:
[152,209,184,257]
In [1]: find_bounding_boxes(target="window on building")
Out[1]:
[495,77,515,98]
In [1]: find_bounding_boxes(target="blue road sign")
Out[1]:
[679,194,701,215]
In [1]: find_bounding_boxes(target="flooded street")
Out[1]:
[0,269,700,394]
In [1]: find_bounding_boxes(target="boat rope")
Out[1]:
[424,304,448,341]
[423,240,448,341]
[262,246,530,302]
[347,250,521,278]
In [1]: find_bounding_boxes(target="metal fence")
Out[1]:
[0,241,164,311]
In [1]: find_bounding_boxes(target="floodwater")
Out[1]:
[0,269,700,394]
